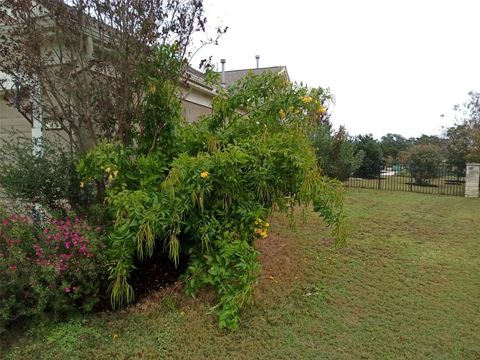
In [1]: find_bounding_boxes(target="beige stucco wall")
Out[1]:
[1,83,215,147]
[181,84,214,123]
[0,98,69,147]
[182,99,212,123]
[1,97,213,146]
[0,98,30,142]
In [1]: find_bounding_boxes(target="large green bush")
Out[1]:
[78,65,346,329]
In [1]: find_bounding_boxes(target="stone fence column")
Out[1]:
[465,163,480,198]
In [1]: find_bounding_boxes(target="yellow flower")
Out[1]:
[317,106,326,115]
[147,83,156,94]
[301,96,313,104]
[254,228,268,239]
[278,109,286,119]
[108,174,114,182]
[105,167,111,173]
[113,170,119,177]
[200,171,209,179]
[265,222,270,228]
[255,218,262,225]
[79,181,85,188]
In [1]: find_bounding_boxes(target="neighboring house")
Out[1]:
[0,0,217,149]
[0,68,217,144]
[0,81,30,141]
[222,65,290,88]
[1,61,290,146]
[0,1,286,149]
[0,0,287,148]
[181,67,216,123]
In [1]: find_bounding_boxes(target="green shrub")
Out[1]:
[185,233,261,330]
[401,144,443,185]
[78,70,346,330]
[0,214,106,333]
[0,136,88,217]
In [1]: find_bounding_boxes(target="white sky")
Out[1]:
[193,0,480,139]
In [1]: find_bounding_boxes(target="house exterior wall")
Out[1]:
[1,97,71,147]
[182,99,212,123]
[1,84,215,147]
[181,84,214,122]
[0,98,30,142]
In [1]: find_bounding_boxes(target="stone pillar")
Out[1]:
[465,163,480,198]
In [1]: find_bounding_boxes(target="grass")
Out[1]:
[344,175,465,196]
[2,189,480,359]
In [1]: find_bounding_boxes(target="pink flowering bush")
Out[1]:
[0,213,106,333]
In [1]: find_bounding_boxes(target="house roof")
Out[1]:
[183,66,216,96]
[222,66,289,87]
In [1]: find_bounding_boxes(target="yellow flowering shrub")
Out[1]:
[78,71,344,331]
[301,95,313,103]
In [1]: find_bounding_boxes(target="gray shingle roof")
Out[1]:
[222,66,289,87]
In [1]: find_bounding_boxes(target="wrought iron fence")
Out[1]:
[344,163,466,196]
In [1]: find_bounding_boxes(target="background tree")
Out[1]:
[312,124,364,181]
[401,144,442,185]
[0,0,225,152]
[380,133,410,164]
[445,124,471,178]
[445,91,480,168]
[353,134,383,178]
[413,134,446,148]
[455,91,480,122]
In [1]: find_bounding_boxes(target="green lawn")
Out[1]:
[2,189,480,359]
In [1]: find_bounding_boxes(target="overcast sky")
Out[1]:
[193,0,480,139]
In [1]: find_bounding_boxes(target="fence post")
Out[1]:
[408,161,413,192]
[377,165,381,190]
[465,163,480,198]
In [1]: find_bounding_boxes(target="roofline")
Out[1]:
[223,66,287,74]
[182,71,217,97]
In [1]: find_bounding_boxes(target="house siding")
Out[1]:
[182,99,212,123]
[0,99,30,142]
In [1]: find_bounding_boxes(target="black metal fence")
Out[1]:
[344,163,466,196]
